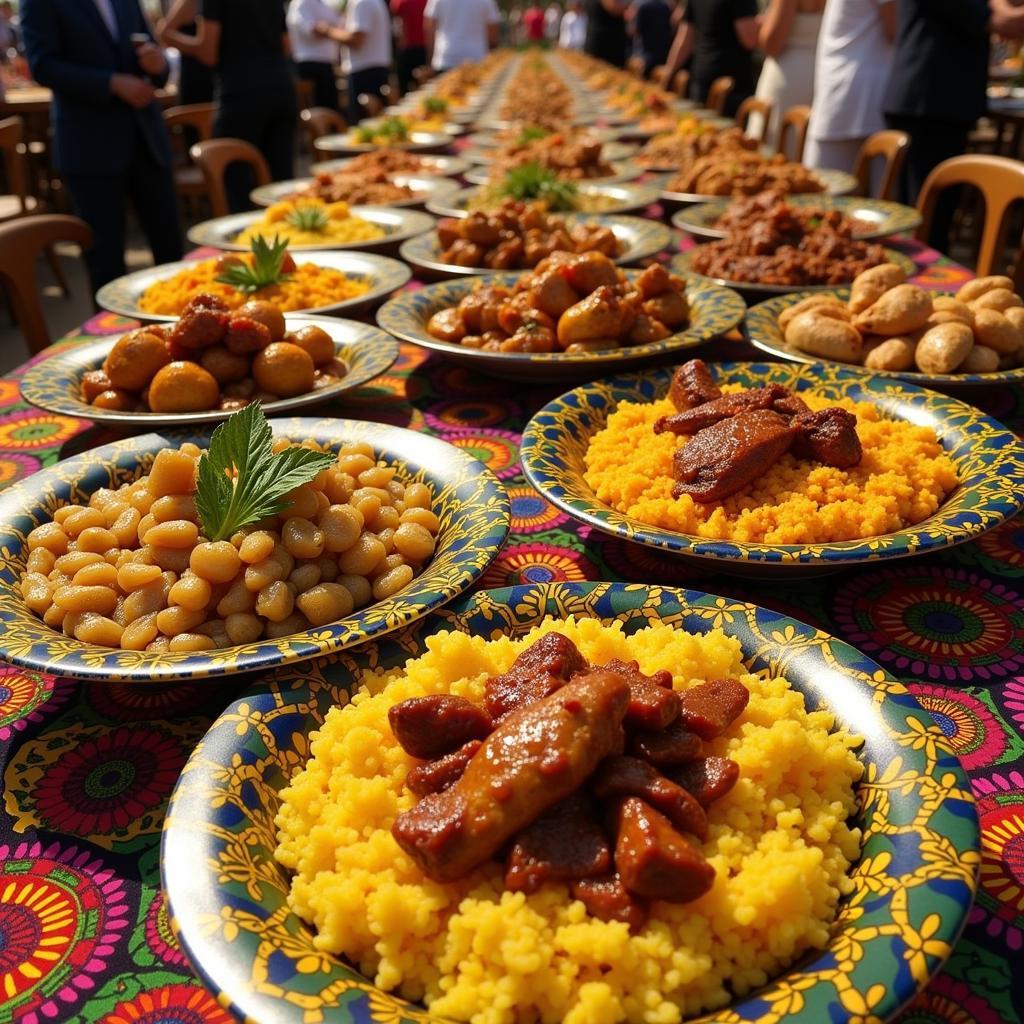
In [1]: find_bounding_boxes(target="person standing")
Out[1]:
[317,0,393,123]
[559,0,587,49]
[749,0,824,147]
[21,0,183,290]
[391,0,427,94]
[883,0,1024,248]
[424,0,500,73]
[287,0,342,110]
[663,0,759,115]
[162,0,215,107]
[524,4,546,43]
[158,0,297,212]
[633,0,673,78]
[544,3,562,42]
[584,0,629,68]
[803,0,895,177]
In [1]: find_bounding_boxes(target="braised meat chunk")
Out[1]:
[629,720,702,766]
[593,756,708,839]
[792,408,863,468]
[655,384,800,436]
[571,875,648,930]
[485,631,589,720]
[388,695,493,760]
[667,756,740,807]
[676,679,751,740]
[406,740,483,797]
[601,658,680,731]
[669,359,721,411]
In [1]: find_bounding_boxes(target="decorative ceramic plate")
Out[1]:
[186,206,435,253]
[0,418,509,682]
[673,195,924,241]
[660,167,859,207]
[463,160,643,187]
[312,130,454,155]
[464,126,625,149]
[399,214,674,278]
[249,174,462,210]
[670,247,917,297]
[96,251,412,322]
[376,272,744,381]
[622,115,735,147]
[162,580,979,1024]
[19,317,399,428]
[746,287,1024,389]
[309,154,473,177]
[425,181,661,219]
[520,362,1024,570]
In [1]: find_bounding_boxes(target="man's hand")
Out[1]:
[110,73,156,108]
[135,41,167,77]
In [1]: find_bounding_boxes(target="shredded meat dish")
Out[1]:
[485,133,616,182]
[288,170,419,206]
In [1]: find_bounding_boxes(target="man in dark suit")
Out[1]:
[21,0,183,290]
[883,0,1024,250]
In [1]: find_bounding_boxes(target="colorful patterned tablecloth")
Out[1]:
[1,238,1023,1024]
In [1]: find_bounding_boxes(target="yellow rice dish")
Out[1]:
[585,391,959,544]
[234,199,386,248]
[137,259,371,316]
[275,616,863,1024]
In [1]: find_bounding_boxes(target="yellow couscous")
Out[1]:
[137,259,370,316]
[275,616,863,1024]
[584,391,960,544]
[235,199,386,248]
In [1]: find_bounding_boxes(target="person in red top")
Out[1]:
[523,4,546,42]
[391,0,427,93]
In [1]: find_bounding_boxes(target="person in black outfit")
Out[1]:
[663,0,759,116]
[883,0,1024,250]
[584,0,629,68]
[160,0,296,213]
[21,0,183,290]
[632,0,673,78]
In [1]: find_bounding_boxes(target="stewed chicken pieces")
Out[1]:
[426,252,690,354]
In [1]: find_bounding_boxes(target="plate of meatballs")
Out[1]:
[19,296,400,428]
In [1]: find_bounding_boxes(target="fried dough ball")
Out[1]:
[170,308,228,350]
[81,369,114,402]
[148,362,221,413]
[103,329,171,390]
[92,388,137,411]
[290,324,335,366]
[201,344,251,383]
[252,342,315,397]
[224,315,272,355]
[237,300,286,341]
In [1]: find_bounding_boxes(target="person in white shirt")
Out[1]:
[544,2,561,40]
[317,0,393,122]
[287,0,342,110]
[558,0,587,50]
[424,0,500,72]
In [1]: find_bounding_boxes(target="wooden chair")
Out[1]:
[670,69,690,98]
[777,104,811,162]
[915,154,1024,279]
[162,103,216,217]
[851,129,910,201]
[705,76,734,115]
[735,96,774,143]
[300,106,348,146]
[0,214,92,354]
[651,64,669,87]
[189,138,271,218]
[627,55,645,78]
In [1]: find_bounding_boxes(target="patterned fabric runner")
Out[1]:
[1,239,1022,1024]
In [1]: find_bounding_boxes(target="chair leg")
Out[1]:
[43,244,71,299]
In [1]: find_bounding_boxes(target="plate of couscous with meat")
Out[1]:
[162,581,980,1024]
[520,361,1024,574]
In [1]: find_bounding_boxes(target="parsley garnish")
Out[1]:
[215,236,293,294]
[195,404,335,542]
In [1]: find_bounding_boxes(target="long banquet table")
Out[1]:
[0,236,1022,1024]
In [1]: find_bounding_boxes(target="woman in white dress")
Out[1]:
[748,0,824,149]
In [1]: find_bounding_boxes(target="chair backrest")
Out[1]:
[671,68,690,98]
[705,76,734,115]
[0,214,92,354]
[189,138,271,218]
[851,129,910,201]
[162,102,216,164]
[300,106,348,144]
[735,96,774,143]
[915,154,1024,277]
[0,115,28,213]
[626,55,645,77]
[650,64,669,87]
[777,104,811,162]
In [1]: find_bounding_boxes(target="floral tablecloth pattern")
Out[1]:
[0,238,1022,1024]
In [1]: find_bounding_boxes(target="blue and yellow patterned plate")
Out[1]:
[520,362,1024,572]
[0,418,509,681]
[375,272,745,381]
[673,196,924,241]
[746,288,1024,389]
[95,251,412,323]
[18,317,399,429]
[162,580,979,1024]
[425,180,662,219]
[399,214,674,278]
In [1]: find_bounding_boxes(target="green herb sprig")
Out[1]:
[497,162,579,212]
[215,236,293,294]
[195,404,335,543]
[285,204,329,233]
[422,96,448,115]
[516,125,551,145]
